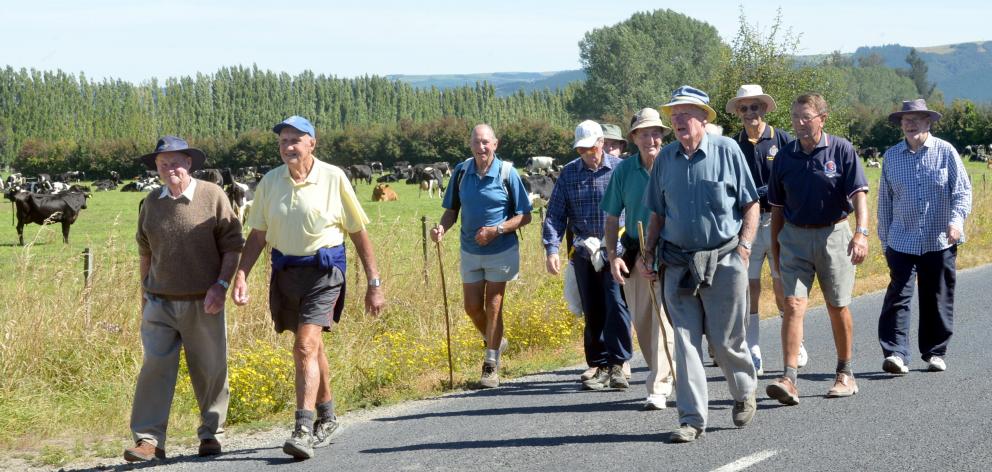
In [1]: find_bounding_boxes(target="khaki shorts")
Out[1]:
[460,245,520,283]
[748,212,779,279]
[778,221,856,307]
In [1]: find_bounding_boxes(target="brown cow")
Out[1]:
[372,183,398,202]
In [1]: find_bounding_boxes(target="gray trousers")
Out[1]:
[130,294,229,448]
[663,251,756,429]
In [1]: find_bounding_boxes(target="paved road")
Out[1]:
[88,265,992,471]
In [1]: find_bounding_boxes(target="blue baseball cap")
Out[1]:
[137,135,206,171]
[660,85,718,122]
[272,115,316,138]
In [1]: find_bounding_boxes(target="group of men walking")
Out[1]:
[124,81,972,462]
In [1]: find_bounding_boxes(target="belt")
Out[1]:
[790,216,847,229]
[147,292,206,301]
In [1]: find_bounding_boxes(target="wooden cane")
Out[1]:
[638,221,677,382]
[434,224,455,389]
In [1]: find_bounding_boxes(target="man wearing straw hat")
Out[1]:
[877,99,972,375]
[726,84,807,375]
[126,136,245,462]
[766,94,869,405]
[544,119,633,391]
[601,123,629,158]
[641,86,759,442]
[430,123,532,389]
[602,108,676,410]
[231,115,385,460]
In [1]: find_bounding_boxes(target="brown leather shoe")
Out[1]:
[123,440,165,462]
[765,376,800,406]
[198,438,222,457]
[827,372,859,397]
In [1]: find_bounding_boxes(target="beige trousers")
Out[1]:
[130,294,229,448]
[622,269,675,396]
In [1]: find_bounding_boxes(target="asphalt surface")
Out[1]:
[80,264,992,471]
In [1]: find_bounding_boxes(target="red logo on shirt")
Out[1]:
[824,160,837,177]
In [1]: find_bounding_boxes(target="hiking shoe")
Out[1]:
[670,424,704,443]
[927,356,947,372]
[582,367,610,390]
[797,342,809,368]
[644,394,667,411]
[826,372,859,397]
[882,355,909,375]
[608,364,629,389]
[197,438,222,457]
[732,391,757,427]
[580,366,599,381]
[622,361,632,379]
[313,416,342,448]
[480,360,499,388]
[766,376,800,406]
[283,425,315,460]
[124,440,165,462]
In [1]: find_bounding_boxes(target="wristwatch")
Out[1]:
[496,224,505,235]
[856,227,870,237]
[215,279,230,290]
[739,239,752,250]
[368,278,382,288]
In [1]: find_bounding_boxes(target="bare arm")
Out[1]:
[430,209,459,242]
[231,229,266,306]
[604,215,627,284]
[737,201,759,265]
[474,212,532,247]
[848,191,869,265]
[204,251,240,314]
[349,229,385,316]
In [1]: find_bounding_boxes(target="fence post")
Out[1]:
[82,247,93,288]
[421,215,430,287]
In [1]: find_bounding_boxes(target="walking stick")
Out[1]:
[637,222,677,383]
[434,224,455,389]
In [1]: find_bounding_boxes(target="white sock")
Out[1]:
[746,313,760,353]
[485,348,499,364]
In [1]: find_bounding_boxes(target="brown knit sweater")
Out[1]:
[136,180,245,296]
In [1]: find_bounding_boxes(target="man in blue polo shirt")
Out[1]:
[726,84,806,375]
[431,124,532,389]
[766,93,870,406]
[544,119,632,391]
[642,86,759,443]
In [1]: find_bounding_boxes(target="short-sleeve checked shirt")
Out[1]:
[542,154,621,257]
[877,134,972,255]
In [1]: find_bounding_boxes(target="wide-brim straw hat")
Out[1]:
[627,108,672,139]
[660,85,717,123]
[888,99,942,125]
[726,84,777,114]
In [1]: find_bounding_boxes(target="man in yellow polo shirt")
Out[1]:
[232,115,385,460]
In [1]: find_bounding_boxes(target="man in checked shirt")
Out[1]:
[877,99,972,375]
[543,120,633,391]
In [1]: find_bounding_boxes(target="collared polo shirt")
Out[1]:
[158,177,197,201]
[877,134,972,255]
[247,157,369,256]
[442,156,532,255]
[768,133,869,226]
[542,154,621,257]
[735,125,792,211]
[643,134,758,252]
[601,151,650,240]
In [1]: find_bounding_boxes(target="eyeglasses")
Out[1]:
[738,104,762,113]
[791,113,824,124]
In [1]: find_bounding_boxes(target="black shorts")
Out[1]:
[269,265,344,333]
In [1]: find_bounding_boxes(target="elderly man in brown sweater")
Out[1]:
[124,136,245,462]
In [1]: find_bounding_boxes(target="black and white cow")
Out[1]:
[5,189,89,245]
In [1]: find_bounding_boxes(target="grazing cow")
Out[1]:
[866,158,881,168]
[525,156,555,174]
[5,173,24,189]
[192,168,223,187]
[860,146,880,163]
[432,161,452,176]
[522,174,555,206]
[419,178,440,198]
[348,164,373,185]
[226,180,255,224]
[92,179,118,191]
[6,189,89,245]
[59,171,86,183]
[372,183,399,202]
[368,161,384,174]
[410,166,445,193]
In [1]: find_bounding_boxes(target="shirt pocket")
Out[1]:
[932,168,948,186]
[701,180,730,216]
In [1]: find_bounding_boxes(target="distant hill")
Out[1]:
[386,70,584,96]
[849,42,991,102]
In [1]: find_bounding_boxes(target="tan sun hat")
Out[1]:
[726,84,777,114]
[627,108,672,139]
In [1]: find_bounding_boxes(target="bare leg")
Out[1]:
[483,281,507,350]
[825,303,854,361]
[462,282,487,341]
[293,324,326,410]
[782,296,808,369]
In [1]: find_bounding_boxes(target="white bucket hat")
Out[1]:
[726,84,777,114]
[573,120,604,148]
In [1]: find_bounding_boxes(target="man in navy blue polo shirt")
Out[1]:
[431,124,533,389]
[543,120,633,391]
[726,85,806,375]
[766,94,870,405]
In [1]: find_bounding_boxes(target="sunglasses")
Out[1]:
[738,104,762,113]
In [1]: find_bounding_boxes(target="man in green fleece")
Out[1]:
[125,136,245,462]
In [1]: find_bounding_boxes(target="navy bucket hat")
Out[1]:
[272,115,316,138]
[137,136,206,171]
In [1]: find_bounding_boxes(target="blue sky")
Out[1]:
[3,0,987,83]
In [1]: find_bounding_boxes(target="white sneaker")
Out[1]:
[644,394,668,410]
[927,356,947,372]
[580,366,599,381]
[882,355,909,374]
[797,342,809,368]
[622,361,631,379]
[750,346,763,376]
